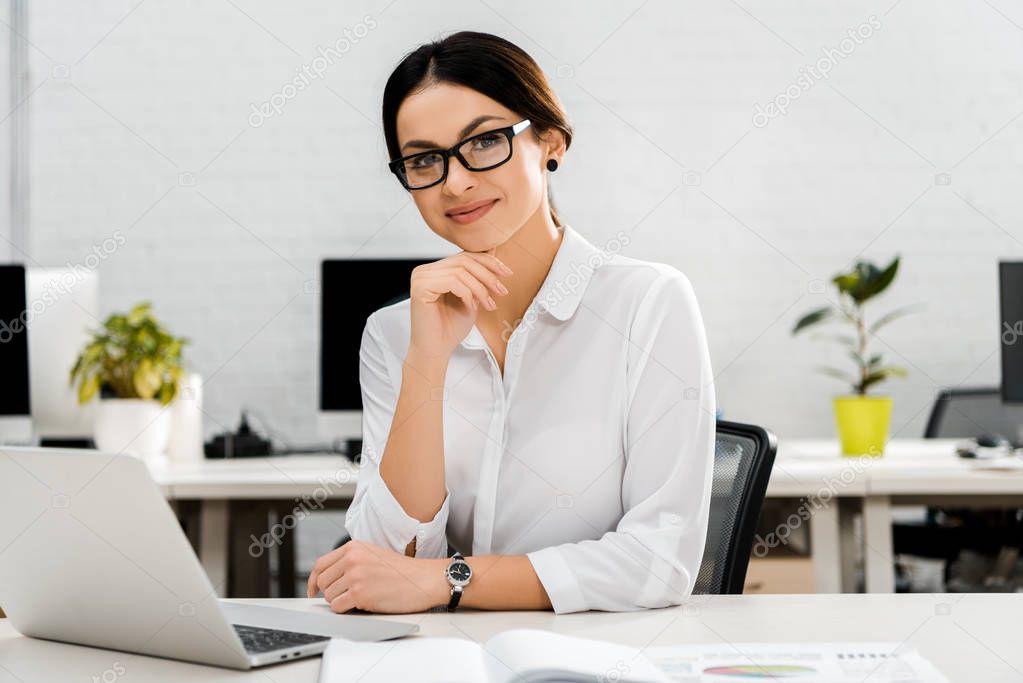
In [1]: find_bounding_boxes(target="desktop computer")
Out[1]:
[0,264,32,444]
[1000,261,1023,404]
[25,268,100,441]
[318,257,434,458]
[0,265,101,446]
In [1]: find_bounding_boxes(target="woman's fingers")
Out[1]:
[322,572,351,604]
[454,258,510,299]
[462,251,513,277]
[329,591,357,614]
[306,545,348,597]
[417,266,506,310]
[314,558,348,597]
[415,270,482,311]
[409,250,513,313]
[454,270,497,311]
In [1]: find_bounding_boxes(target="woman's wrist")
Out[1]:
[421,557,451,610]
[404,348,451,379]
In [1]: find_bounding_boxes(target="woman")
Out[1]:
[307,31,716,615]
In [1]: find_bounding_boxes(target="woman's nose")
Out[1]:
[443,157,476,195]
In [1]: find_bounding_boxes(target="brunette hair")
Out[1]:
[382,31,573,227]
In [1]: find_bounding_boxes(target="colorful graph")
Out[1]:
[703,664,817,678]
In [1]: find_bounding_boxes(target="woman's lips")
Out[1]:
[448,199,497,225]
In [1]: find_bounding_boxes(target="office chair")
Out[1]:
[893,387,1023,587]
[327,419,778,597]
[693,420,778,594]
[924,386,1023,444]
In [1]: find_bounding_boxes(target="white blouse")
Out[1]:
[344,224,717,614]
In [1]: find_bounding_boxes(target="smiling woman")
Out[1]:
[306,31,716,617]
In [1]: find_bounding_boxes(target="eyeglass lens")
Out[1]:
[400,131,511,188]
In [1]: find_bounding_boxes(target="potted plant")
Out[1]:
[792,256,918,456]
[69,302,189,459]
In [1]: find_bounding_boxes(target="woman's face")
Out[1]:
[395,82,558,252]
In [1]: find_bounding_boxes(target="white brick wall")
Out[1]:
[18,0,1023,443]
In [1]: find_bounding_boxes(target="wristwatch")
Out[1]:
[444,552,472,611]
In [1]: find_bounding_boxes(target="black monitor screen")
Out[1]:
[320,258,435,411]
[0,264,30,416]
[1001,261,1023,403]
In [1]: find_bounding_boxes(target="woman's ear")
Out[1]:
[538,127,567,169]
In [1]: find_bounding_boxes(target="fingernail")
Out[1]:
[501,262,513,274]
[488,296,497,309]
[497,282,509,294]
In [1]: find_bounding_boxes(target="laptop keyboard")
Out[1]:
[233,623,330,654]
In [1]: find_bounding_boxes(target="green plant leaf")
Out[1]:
[793,306,835,334]
[78,373,101,404]
[848,350,868,368]
[133,358,162,399]
[832,255,900,304]
[832,273,858,297]
[860,365,909,392]
[158,382,175,405]
[869,303,922,335]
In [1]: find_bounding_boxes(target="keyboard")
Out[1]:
[233,623,330,654]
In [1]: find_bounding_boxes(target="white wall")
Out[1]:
[17,0,1023,442]
[0,1,15,260]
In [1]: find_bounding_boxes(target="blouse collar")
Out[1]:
[460,224,604,350]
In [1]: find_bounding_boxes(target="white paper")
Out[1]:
[644,641,949,683]
[318,636,488,683]
[318,629,670,683]
[482,629,670,683]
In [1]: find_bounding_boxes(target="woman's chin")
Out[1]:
[450,226,508,253]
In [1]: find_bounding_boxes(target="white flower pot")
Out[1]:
[93,398,171,459]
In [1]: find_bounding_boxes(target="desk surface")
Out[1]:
[1,594,1021,681]
[147,438,1023,500]
[779,438,1023,495]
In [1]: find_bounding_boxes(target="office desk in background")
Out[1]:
[150,438,1023,597]
[779,439,1023,593]
[1,594,1021,681]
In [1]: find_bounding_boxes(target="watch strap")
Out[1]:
[446,585,463,611]
[446,552,467,612]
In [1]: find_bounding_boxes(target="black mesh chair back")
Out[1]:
[924,387,1023,444]
[693,420,778,595]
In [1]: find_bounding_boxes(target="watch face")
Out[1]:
[448,560,472,585]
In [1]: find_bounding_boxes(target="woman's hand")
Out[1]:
[408,250,513,362]
[306,539,449,614]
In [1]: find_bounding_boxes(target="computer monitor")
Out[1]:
[318,258,435,452]
[1001,261,1023,403]
[26,268,100,439]
[0,264,32,444]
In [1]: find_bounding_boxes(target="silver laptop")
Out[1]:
[0,446,418,669]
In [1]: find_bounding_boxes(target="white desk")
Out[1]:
[1,594,1021,681]
[779,439,1023,593]
[149,439,1023,596]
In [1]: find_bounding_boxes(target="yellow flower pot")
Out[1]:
[833,395,893,456]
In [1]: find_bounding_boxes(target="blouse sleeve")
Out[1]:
[343,312,452,559]
[526,269,716,614]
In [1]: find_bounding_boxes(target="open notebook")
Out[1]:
[318,628,670,683]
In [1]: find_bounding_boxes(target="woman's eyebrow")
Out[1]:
[401,115,506,151]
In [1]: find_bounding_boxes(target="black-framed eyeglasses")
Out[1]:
[388,119,532,191]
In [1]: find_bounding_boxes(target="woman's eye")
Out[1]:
[411,153,442,168]
[471,134,501,150]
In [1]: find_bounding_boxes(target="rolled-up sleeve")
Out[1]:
[526,269,716,614]
[343,312,452,559]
